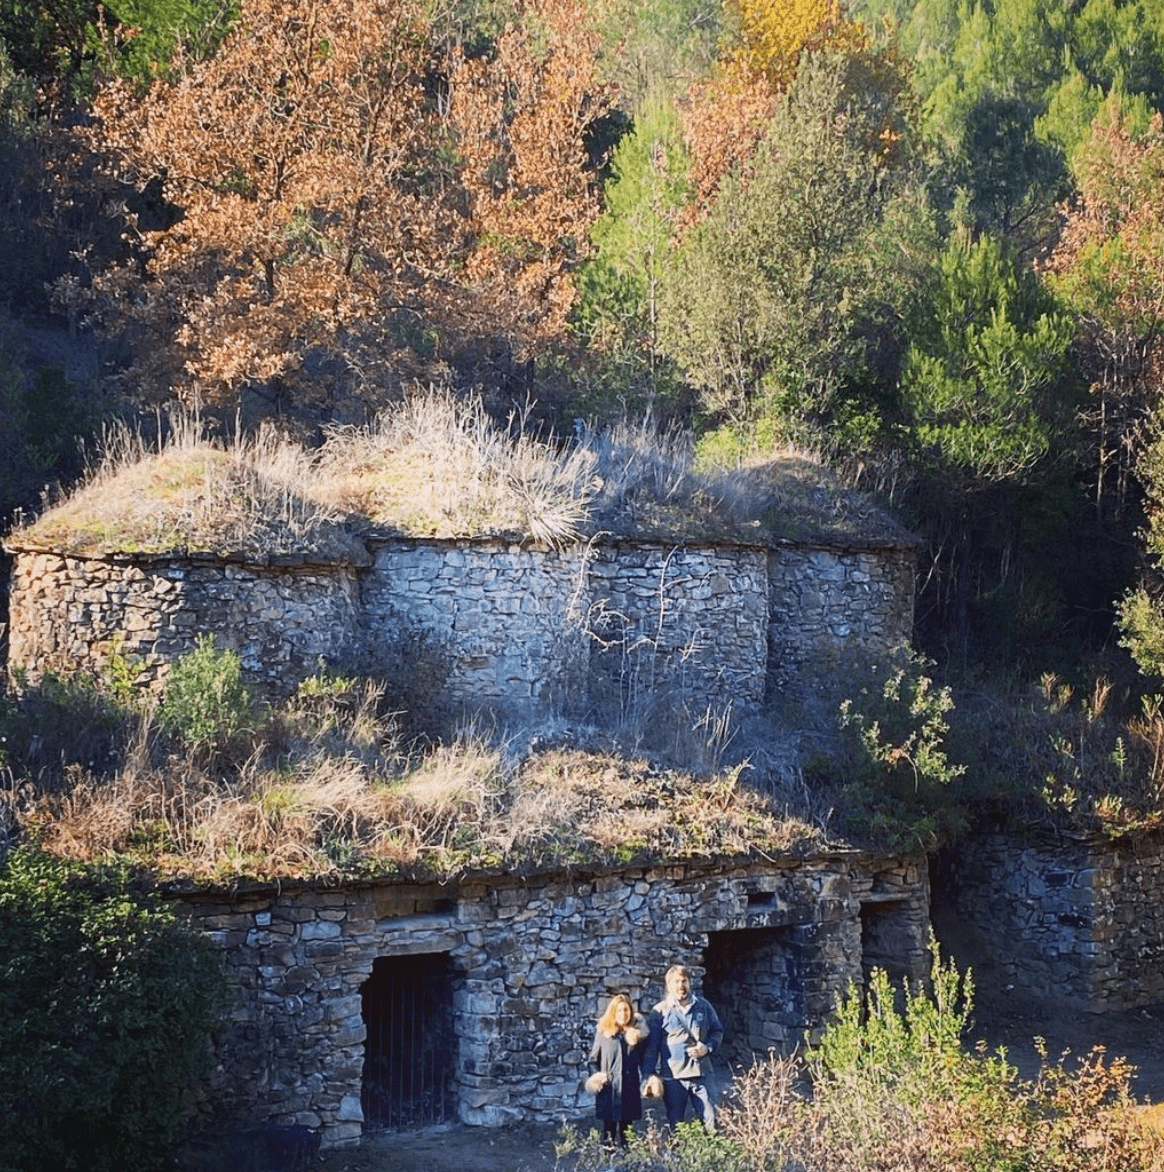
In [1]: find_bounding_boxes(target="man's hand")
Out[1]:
[686,1042,709,1058]
[643,1075,663,1098]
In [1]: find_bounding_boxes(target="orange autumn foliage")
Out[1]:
[61,0,606,414]
[680,0,877,221]
[449,0,613,340]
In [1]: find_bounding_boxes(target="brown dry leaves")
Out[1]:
[449,0,612,340]
[67,0,607,414]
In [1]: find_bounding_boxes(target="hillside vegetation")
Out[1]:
[0,0,1162,880]
[6,3,1164,1164]
[10,396,910,557]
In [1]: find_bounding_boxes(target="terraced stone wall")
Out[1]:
[944,832,1164,1012]
[5,535,915,722]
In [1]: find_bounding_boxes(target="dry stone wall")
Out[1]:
[5,550,364,696]
[944,832,1164,1012]
[767,546,916,695]
[361,539,589,718]
[5,534,915,723]
[577,543,769,722]
[179,853,929,1147]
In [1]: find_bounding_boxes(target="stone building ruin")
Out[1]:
[180,853,930,1145]
[10,519,1164,1148]
[3,525,928,1148]
[4,531,916,726]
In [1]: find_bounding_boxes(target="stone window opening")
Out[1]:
[360,953,457,1131]
[701,927,805,1074]
[860,897,914,985]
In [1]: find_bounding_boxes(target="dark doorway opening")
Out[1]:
[360,953,456,1131]
[703,927,803,1073]
[860,899,913,984]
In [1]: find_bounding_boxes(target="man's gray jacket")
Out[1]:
[643,994,724,1081]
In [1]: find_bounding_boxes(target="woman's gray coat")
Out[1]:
[588,1020,646,1124]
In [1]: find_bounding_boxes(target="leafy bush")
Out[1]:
[807,938,974,1091]
[797,940,1159,1172]
[808,647,970,850]
[0,847,228,1172]
[157,634,255,753]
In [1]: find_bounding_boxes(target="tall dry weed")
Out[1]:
[318,389,598,546]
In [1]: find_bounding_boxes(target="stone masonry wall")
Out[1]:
[181,854,929,1147]
[767,546,916,695]
[360,540,589,721]
[5,535,914,720]
[583,544,769,722]
[946,833,1164,1012]
[5,551,363,697]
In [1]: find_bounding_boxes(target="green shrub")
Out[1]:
[558,1117,749,1172]
[801,939,1157,1171]
[0,847,228,1172]
[807,933,977,1100]
[808,647,969,851]
[157,634,255,751]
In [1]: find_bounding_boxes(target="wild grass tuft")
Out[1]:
[13,413,355,559]
[316,389,599,547]
[4,661,824,883]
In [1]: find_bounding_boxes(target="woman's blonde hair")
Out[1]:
[597,993,635,1037]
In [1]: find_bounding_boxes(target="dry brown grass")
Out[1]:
[316,389,599,547]
[13,414,358,560]
[577,415,911,546]
[15,702,824,884]
[9,392,910,558]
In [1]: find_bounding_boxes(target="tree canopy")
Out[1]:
[1,0,1163,684]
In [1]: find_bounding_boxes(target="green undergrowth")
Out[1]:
[561,939,1163,1172]
[0,847,229,1172]
[805,647,1164,850]
[6,638,1164,887]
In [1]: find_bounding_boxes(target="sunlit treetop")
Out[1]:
[678,0,914,220]
[728,0,866,90]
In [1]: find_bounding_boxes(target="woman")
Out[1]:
[586,993,647,1148]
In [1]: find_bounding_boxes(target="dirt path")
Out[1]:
[931,893,1164,1100]
[310,1117,571,1172]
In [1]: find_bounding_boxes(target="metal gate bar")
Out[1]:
[361,954,454,1131]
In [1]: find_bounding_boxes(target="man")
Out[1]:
[642,963,724,1131]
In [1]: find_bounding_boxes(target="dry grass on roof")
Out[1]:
[10,674,825,885]
[24,745,825,884]
[8,392,912,558]
[12,416,360,561]
[315,389,599,547]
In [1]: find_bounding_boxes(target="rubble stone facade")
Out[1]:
[178,853,930,1146]
[944,832,1164,1012]
[5,534,915,720]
